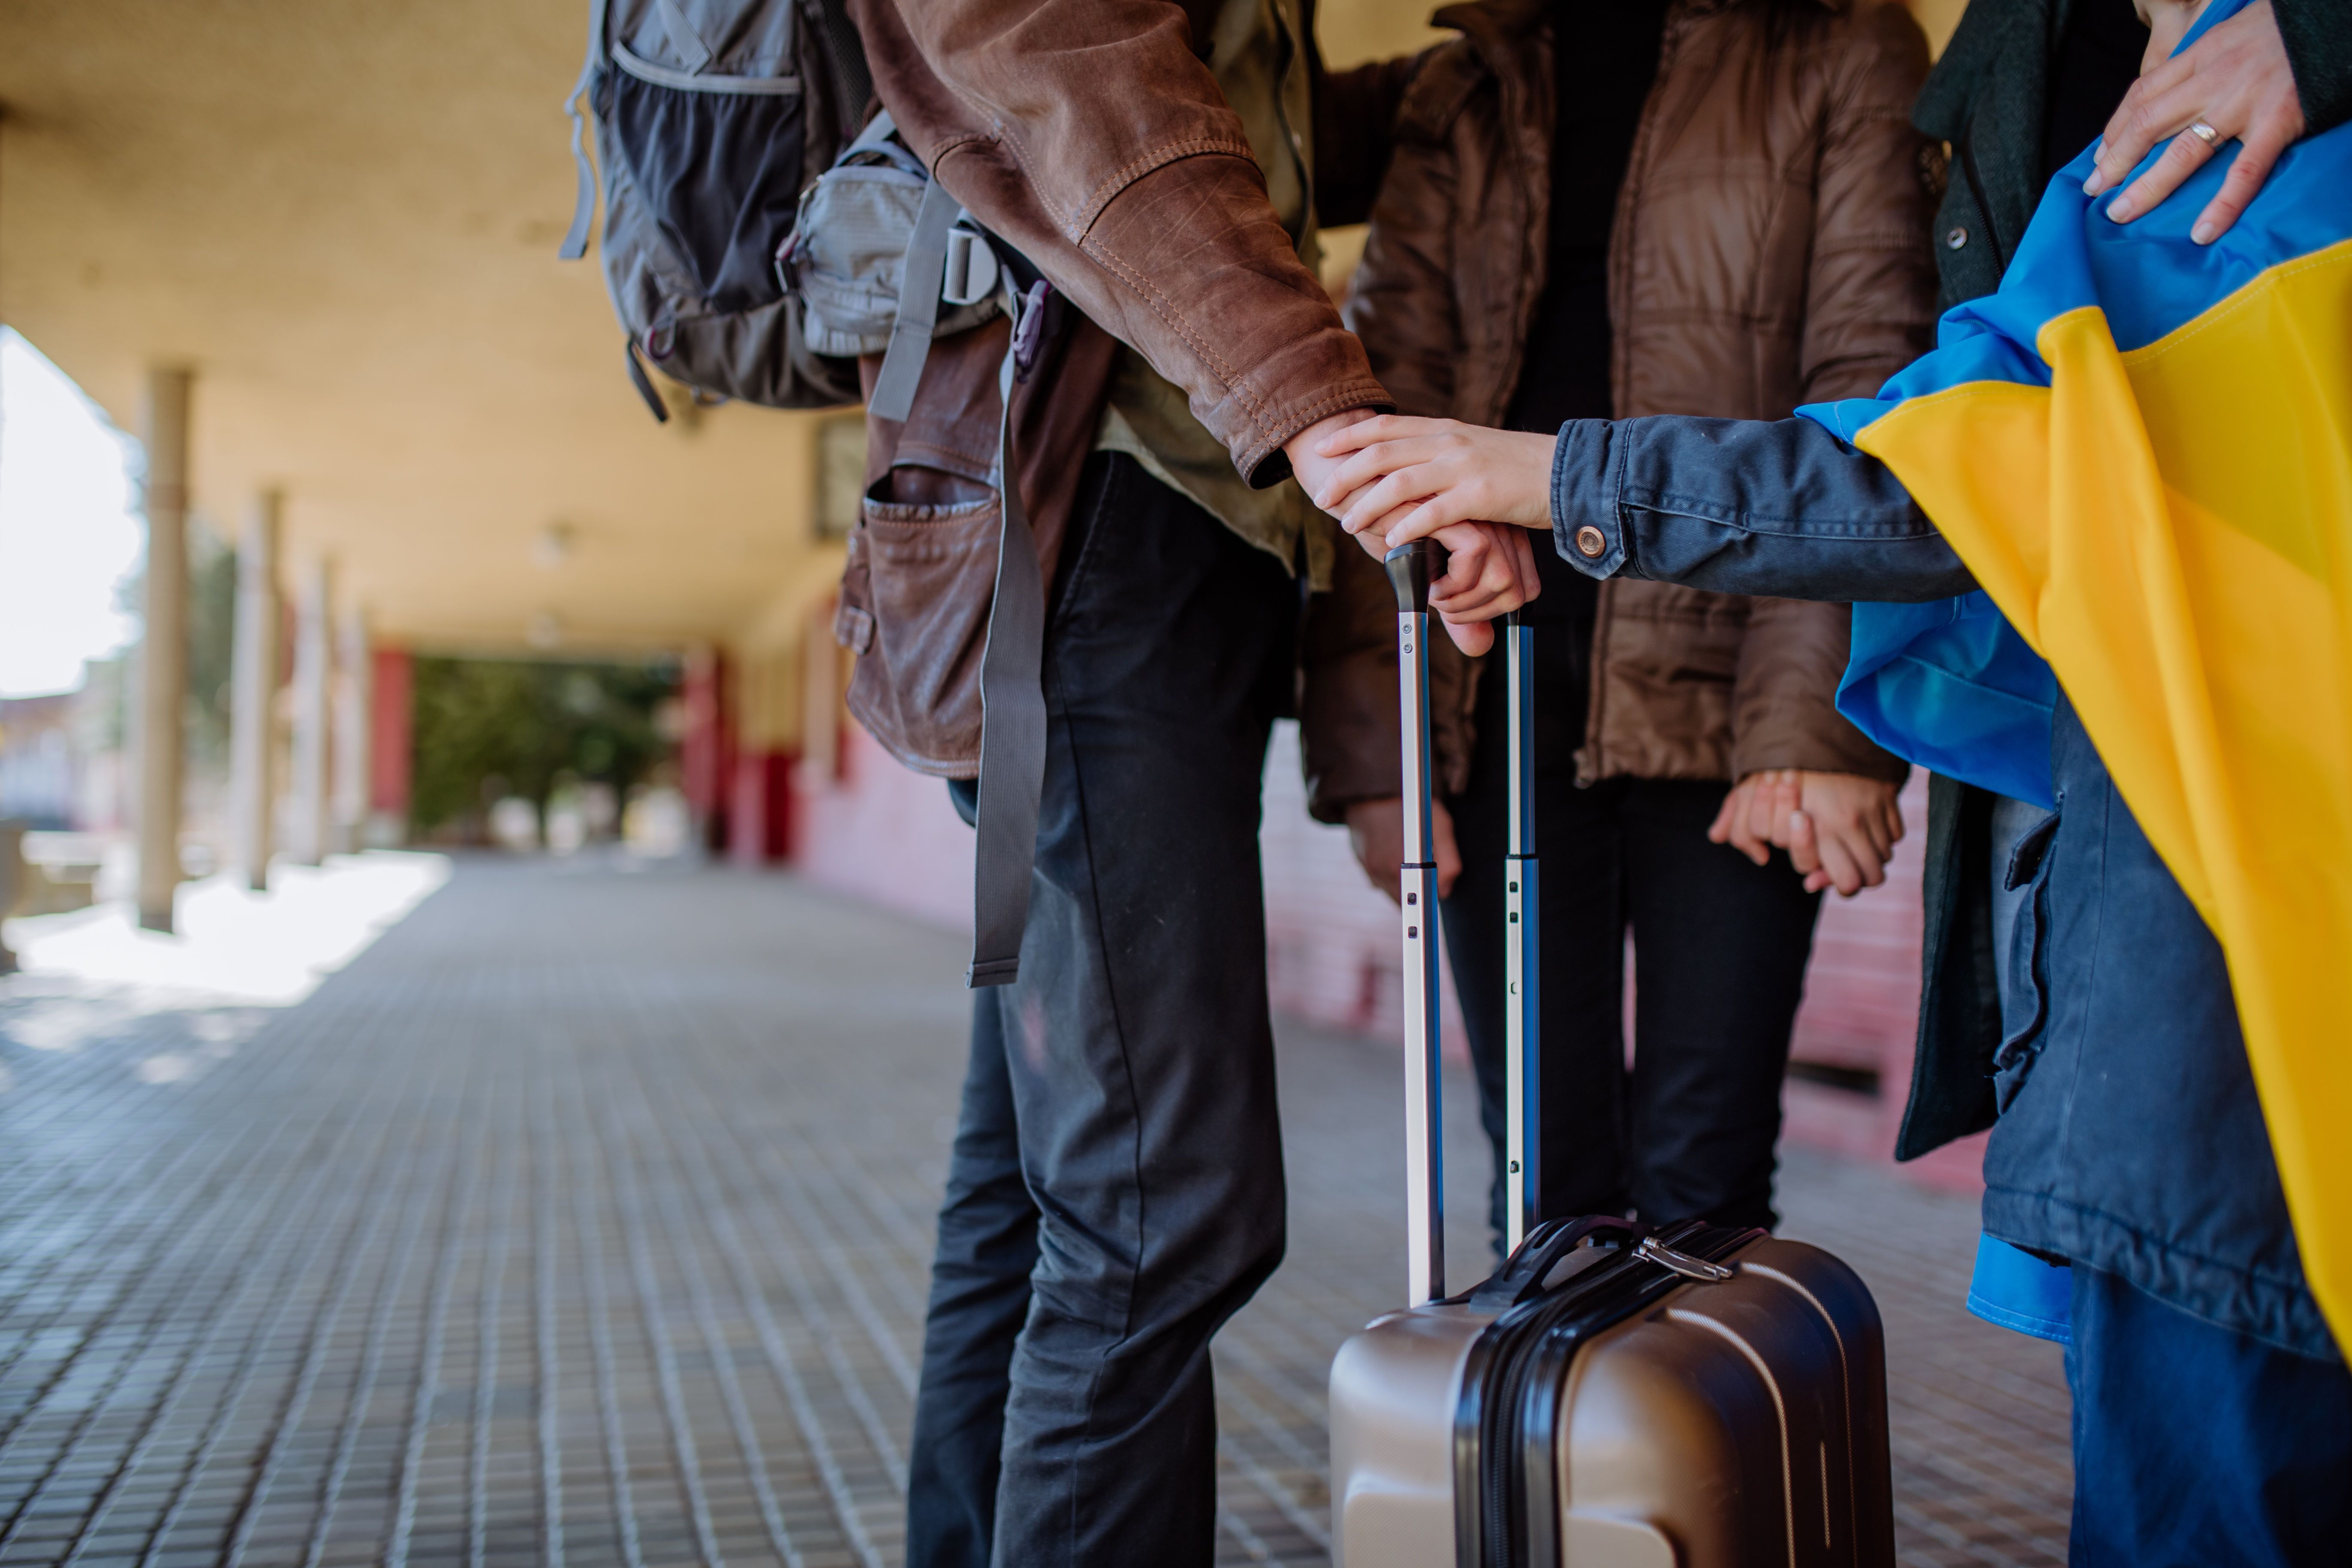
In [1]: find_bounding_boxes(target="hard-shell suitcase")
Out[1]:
[1327,543,1897,1568]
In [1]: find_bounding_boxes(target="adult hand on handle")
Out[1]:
[1425,522,1541,656]
[2082,0,2305,244]
[1312,417,1558,543]
[1346,796,1462,903]
[1304,416,1553,654]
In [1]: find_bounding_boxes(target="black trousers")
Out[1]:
[1440,645,1824,1249]
[904,455,1298,1568]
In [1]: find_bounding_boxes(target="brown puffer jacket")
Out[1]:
[1346,0,1939,790]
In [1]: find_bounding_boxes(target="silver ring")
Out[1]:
[2188,120,2221,146]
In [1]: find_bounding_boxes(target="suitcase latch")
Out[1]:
[1635,1236,1735,1283]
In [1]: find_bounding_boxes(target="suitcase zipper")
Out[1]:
[1633,1234,1735,1282]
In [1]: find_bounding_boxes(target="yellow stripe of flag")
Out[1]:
[1857,238,2352,1352]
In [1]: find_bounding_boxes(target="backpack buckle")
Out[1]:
[942,225,1000,308]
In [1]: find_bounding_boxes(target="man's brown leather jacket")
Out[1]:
[1348,0,1937,790]
[842,0,1418,817]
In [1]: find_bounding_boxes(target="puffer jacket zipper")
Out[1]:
[1580,3,1698,784]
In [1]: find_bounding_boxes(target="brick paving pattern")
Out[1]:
[0,858,2070,1566]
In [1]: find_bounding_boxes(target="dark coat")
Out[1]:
[1897,0,2352,1198]
[1544,389,2340,1356]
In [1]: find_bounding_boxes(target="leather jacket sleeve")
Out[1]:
[849,0,1392,486]
[1728,2,1938,784]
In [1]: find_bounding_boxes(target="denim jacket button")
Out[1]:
[1574,525,1608,558]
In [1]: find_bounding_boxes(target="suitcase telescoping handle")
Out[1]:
[1386,542,1446,1306]
[1503,610,1539,1252]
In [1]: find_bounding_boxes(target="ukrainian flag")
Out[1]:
[1798,0,2352,1352]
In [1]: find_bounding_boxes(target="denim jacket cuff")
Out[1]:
[1549,418,1629,578]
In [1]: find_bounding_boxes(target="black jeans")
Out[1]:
[1440,645,1823,1249]
[905,455,1298,1568]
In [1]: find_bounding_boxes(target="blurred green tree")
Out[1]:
[183,526,237,775]
[407,657,677,841]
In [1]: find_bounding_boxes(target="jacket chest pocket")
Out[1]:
[1990,805,2060,1114]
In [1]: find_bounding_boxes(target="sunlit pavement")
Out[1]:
[0,857,2069,1567]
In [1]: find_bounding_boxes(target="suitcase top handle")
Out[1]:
[1469,1216,1639,1311]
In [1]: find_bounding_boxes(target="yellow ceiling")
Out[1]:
[0,0,1961,657]
[0,0,833,656]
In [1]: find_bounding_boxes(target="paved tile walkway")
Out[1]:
[0,857,2070,1567]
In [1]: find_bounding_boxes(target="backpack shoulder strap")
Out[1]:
[965,279,1051,988]
[865,171,963,422]
[558,0,611,260]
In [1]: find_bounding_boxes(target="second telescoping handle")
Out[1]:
[1385,542,1446,1307]
[1503,613,1539,1253]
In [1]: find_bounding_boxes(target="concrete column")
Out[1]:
[288,557,334,866]
[227,491,282,890]
[0,820,25,974]
[332,601,372,852]
[134,368,192,932]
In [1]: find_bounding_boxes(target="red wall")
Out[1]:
[680,649,734,853]
[371,648,413,821]
[729,751,796,866]
[791,724,977,935]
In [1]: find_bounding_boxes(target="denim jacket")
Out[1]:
[1547,414,2336,1360]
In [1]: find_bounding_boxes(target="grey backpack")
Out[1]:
[565,4,1053,992]
[557,0,871,417]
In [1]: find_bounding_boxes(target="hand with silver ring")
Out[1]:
[2082,0,2306,245]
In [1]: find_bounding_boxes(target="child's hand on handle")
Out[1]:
[1313,416,1558,544]
[1310,416,1556,654]
[1421,523,1541,655]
